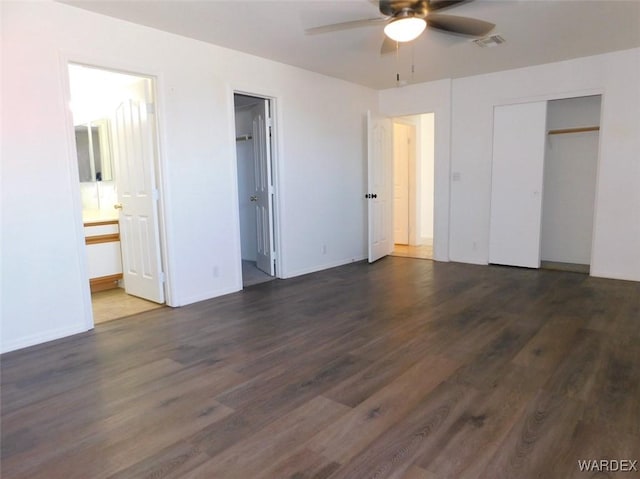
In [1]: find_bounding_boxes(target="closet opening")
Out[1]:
[489,94,602,274]
[233,93,278,287]
[540,95,601,274]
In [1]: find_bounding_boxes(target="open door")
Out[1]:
[113,80,165,303]
[367,111,393,263]
[489,101,547,268]
[252,99,275,276]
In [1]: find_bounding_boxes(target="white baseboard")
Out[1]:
[282,256,367,279]
[176,284,242,307]
[1,323,90,354]
[589,268,640,283]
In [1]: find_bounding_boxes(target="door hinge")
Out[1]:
[153,189,160,201]
[159,272,165,283]
[146,102,155,115]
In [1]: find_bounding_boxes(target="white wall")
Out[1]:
[379,49,640,282]
[0,1,376,352]
[379,79,452,262]
[447,49,639,281]
[541,96,601,265]
[419,113,435,241]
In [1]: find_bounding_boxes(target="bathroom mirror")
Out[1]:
[75,119,113,182]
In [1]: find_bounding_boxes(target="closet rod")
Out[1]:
[547,126,599,135]
[236,134,252,142]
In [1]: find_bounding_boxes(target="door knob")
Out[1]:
[114,203,123,210]
[250,195,258,202]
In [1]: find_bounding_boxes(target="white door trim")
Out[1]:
[61,56,171,329]
[230,88,283,287]
[492,88,605,273]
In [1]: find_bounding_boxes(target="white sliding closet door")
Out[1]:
[489,101,547,268]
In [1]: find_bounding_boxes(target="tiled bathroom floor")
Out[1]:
[92,288,164,324]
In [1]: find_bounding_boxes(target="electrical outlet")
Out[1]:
[321,244,327,255]
[212,266,219,278]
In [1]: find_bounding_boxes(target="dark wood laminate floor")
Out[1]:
[1,258,639,479]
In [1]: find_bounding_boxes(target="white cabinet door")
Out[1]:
[489,101,547,268]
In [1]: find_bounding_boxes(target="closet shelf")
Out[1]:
[547,126,599,135]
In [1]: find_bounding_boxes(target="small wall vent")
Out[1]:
[473,34,506,48]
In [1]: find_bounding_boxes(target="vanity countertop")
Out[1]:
[83,210,119,225]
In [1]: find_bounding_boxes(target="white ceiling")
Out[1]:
[61,0,640,90]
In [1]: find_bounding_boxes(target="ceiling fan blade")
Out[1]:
[305,17,387,35]
[426,13,495,37]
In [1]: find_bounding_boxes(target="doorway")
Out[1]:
[233,93,278,287]
[489,94,601,273]
[540,95,601,273]
[390,113,435,260]
[68,64,166,324]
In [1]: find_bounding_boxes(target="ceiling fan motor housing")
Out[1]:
[380,0,429,18]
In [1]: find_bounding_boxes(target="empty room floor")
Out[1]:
[2,258,639,478]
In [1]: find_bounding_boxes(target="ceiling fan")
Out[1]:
[306,0,495,54]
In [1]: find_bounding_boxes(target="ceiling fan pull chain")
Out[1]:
[411,43,415,80]
[395,40,401,86]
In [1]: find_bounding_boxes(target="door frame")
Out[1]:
[230,88,282,287]
[490,87,605,271]
[61,57,171,329]
[391,114,436,253]
[377,102,449,262]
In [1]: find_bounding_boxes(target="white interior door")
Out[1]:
[252,99,275,276]
[367,111,393,263]
[113,80,165,303]
[393,122,410,245]
[489,101,547,268]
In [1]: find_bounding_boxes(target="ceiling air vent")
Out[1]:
[473,34,506,48]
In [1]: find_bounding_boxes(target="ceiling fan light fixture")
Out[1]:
[384,16,426,43]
